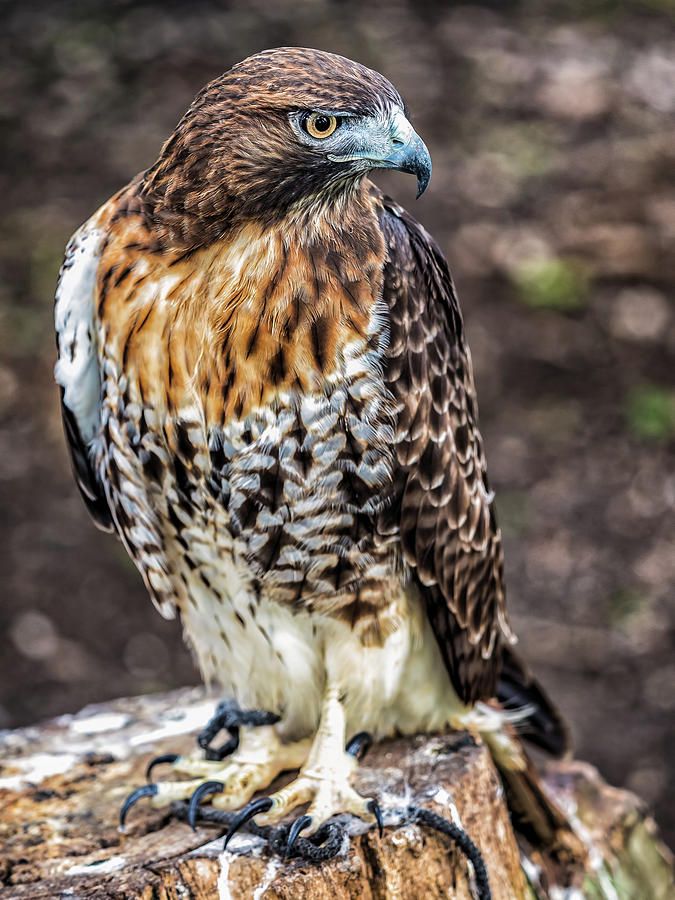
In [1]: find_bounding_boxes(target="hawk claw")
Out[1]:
[188,780,224,831]
[345,731,373,760]
[368,799,384,838]
[119,783,158,829]
[197,699,280,761]
[146,753,179,783]
[223,796,274,850]
[286,814,313,855]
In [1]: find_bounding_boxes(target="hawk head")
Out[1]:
[141,48,431,246]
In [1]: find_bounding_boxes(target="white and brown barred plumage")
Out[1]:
[55,48,572,846]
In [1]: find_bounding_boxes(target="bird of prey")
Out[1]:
[55,48,571,849]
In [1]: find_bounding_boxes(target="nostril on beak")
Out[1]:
[391,137,405,148]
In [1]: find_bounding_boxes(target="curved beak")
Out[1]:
[380,130,432,198]
[327,110,432,198]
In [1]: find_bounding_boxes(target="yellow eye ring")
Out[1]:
[303,113,338,139]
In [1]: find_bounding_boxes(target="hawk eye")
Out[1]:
[303,113,339,139]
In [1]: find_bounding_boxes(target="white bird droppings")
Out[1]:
[217,851,235,900]
[129,700,217,747]
[253,857,282,899]
[67,855,127,876]
[0,752,79,790]
[70,712,130,735]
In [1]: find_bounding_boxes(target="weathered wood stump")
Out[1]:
[0,688,672,899]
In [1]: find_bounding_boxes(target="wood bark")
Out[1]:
[0,687,672,899]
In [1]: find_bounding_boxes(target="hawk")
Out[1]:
[55,48,570,849]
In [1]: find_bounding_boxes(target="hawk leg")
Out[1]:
[223,681,381,849]
[120,702,310,828]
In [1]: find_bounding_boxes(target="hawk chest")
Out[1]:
[98,307,399,625]
[95,210,405,673]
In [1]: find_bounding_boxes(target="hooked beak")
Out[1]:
[327,109,432,198]
[379,130,432,198]
[378,110,431,198]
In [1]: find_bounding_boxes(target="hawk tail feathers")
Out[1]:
[497,644,571,759]
[60,394,114,533]
[482,726,586,866]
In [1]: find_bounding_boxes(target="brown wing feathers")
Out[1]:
[377,193,511,705]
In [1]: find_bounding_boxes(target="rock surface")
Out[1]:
[0,688,672,899]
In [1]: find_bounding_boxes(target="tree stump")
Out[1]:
[0,687,672,899]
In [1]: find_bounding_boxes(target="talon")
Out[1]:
[200,728,240,762]
[146,753,179,783]
[188,780,224,831]
[209,699,279,731]
[239,709,280,728]
[213,699,241,724]
[286,814,313,854]
[345,731,373,760]
[368,799,384,838]
[223,796,274,850]
[197,700,281,761]
[197,700,240,760]
[119,783,158,829]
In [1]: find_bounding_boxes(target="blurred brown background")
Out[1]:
[1,0,673,846]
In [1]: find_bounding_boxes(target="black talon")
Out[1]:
[238,709,280,728]
[146,753,179,783]
[188,780,224,831]
[119,783,158,829]
[197,700,280,761]
[368,799,384,838]
[346,731,373,760]
[223,797,274,850]
[286,814,313,855]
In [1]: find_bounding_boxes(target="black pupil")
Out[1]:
[314,115,331,132]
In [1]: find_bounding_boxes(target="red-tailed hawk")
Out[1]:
[55,48,570,851]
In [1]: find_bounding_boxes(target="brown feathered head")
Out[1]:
[141,48,431,247]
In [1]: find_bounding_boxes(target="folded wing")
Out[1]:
[54,218,113,532]
[377,193,513,706]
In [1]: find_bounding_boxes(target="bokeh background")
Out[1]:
[1,0,673,846]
